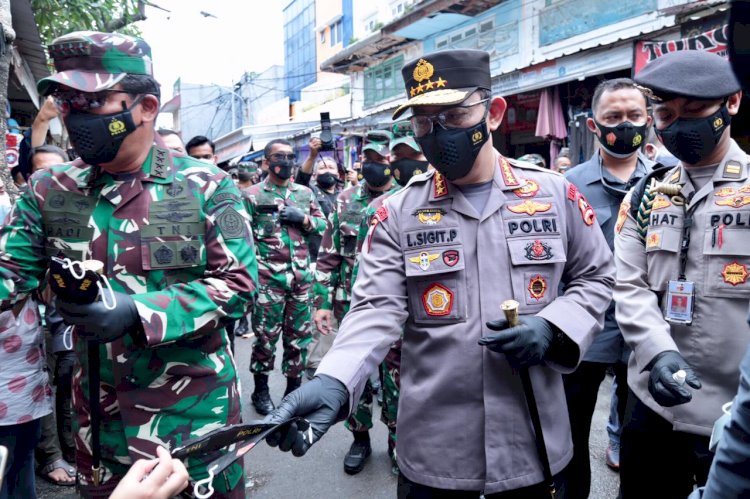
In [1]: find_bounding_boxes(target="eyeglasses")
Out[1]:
[51,89,131,113]
[409,98,490,137]
[267,153,297,162]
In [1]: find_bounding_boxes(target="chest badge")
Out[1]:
[442,249,459,267]
[421,283,453,316]
[409,251,440,270]
[513,179,540,198]
[507,200,552,216]
[524,240,553,261]
[652,197,672,211]
[716,196,750,209]
[715,187,737,198]
[413,208,445,225]
[527,275,548,301]
[722,262,748,286]
[646,231,662,249]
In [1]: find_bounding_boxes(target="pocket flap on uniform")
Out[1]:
[142,237,207,270]
[404,245,464,277]
[507,238,567,265]
[645,227,681,253]
[703,228,750,256]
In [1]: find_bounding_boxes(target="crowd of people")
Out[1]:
[0,27,748,499]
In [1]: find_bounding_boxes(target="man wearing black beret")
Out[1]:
[614,49,749,498]
[263,48,616,498]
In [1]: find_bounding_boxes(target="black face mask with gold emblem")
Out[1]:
[417,119,488,181]
[64,95,143,165]
[656,104,731,165]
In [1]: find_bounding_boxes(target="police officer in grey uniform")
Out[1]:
[614,50,750,499]
[562,77,654,496]
[265,49,615,498]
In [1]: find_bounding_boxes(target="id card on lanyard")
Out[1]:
[664,197,695,325]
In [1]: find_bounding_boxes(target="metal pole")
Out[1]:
[230,81,236,130]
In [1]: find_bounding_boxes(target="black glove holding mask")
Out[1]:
[647,350,702,407]
[264,374,349,456]
[57,292,142,344]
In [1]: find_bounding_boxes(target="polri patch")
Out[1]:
[507,200,552,216]
[366,205,389,253]
[421,283,453,316]
[722,262,748,286]
[413,208,445,225]
[217,207,247,239]
[524,240,553,261]
[527,274,547,301]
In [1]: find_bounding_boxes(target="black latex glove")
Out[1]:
[279,206,306,227]
[264,374,348,457]
[480,316,555,368]
[647,350,702,407]
[56,292,142,343]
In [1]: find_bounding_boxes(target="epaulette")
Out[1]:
[405,169,435,187]
[508,158,563,176]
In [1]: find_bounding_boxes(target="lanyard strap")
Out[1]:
[678,194,696,280]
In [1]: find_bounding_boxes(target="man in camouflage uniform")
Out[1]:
[352,123,432,474]
[245,139,326,415]
[0,32,258,498]
[313,131,398,474]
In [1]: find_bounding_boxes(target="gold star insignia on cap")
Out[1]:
[436,77,447,88]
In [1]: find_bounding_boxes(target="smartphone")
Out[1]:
[0,445,8,490]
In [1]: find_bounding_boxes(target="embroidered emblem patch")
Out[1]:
[567,183,578,201]
[527,275,547,301]
[715,196,750,209]
[154,245,174,265]
[422,283,453,316]
[217,207,246,240]
[442,250,459,267]
[409,251,440,271]
[524,240,553,261]
[166,183,184,198]
[513,179,540,198]
[414,208,445,225]
[651,196,672,211]
[180,245,199,264]
[715,187,737,198]
[433,173,448,198]
[507,200,552,216]
[499,158,520,187]
[722,262,748,286]
[616,202,630,234]
[578,196,596,225]
[646,231,662,249]
[49,193,66,209]
[739,186,750,194]
[366,205,389,253]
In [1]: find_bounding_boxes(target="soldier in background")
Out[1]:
[245,139,326,415]
[0,31,258,498]
[615,50,750,498]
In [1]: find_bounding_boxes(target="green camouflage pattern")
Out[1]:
[244,179,325,378]
[314,183,397,321]
[0,146,258,495]
[381,340,402,462]
[345,379,374,433]
[38,31,153,95]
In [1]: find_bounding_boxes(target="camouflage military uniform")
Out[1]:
[0,147,258,497]
[245,179,326,379]
[314,182,397,434]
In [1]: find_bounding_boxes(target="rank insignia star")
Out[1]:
[409,251,440,270]
[507,200,552,216]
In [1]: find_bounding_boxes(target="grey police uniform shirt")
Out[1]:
[317,154,615,494]
[614,139,750,436]
[565,151,653,364]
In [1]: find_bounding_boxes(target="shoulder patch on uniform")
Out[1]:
[216,206,247,240]
[433,172,449,198]
[567,183,578,201]
[499,157,520,187]
[366,205,389,253]
[213,191,241,204]
[723,160,743,179]
[578,194,596,226]
[616,202,630,233]
[151,147,171,179]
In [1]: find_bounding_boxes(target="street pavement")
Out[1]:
[38,335,620,498]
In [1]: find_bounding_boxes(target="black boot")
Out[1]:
[343,431,372,475]
[251,374,275,415]
[284,376,302,397]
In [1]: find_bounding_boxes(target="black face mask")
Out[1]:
[416,119,488,181]
[595,120,649,158]
[64,95,143,165]
[316,172,338,189]
[656,105,731,165]
[361,161,392,188]
[391,158,429,187]
[269,159,295,180]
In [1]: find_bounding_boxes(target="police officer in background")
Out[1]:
[265,49,615,498]
[614,50,750,498]
[562,78,654,497]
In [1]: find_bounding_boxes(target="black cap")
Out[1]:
[392,49,491,119]
[635,50,741,101]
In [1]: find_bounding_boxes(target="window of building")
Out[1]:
[330,19,343,46]
[320,29,326,44]
[364,55,404,108]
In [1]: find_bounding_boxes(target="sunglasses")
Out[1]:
[51,89,132,113]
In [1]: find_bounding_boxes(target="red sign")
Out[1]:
[634,24,729,74]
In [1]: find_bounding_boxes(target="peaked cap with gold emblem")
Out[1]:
[392,49,491,119]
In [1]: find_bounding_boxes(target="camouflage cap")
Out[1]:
[389,120,421,152]
[362,129,393,157]
[37,31,153,95]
